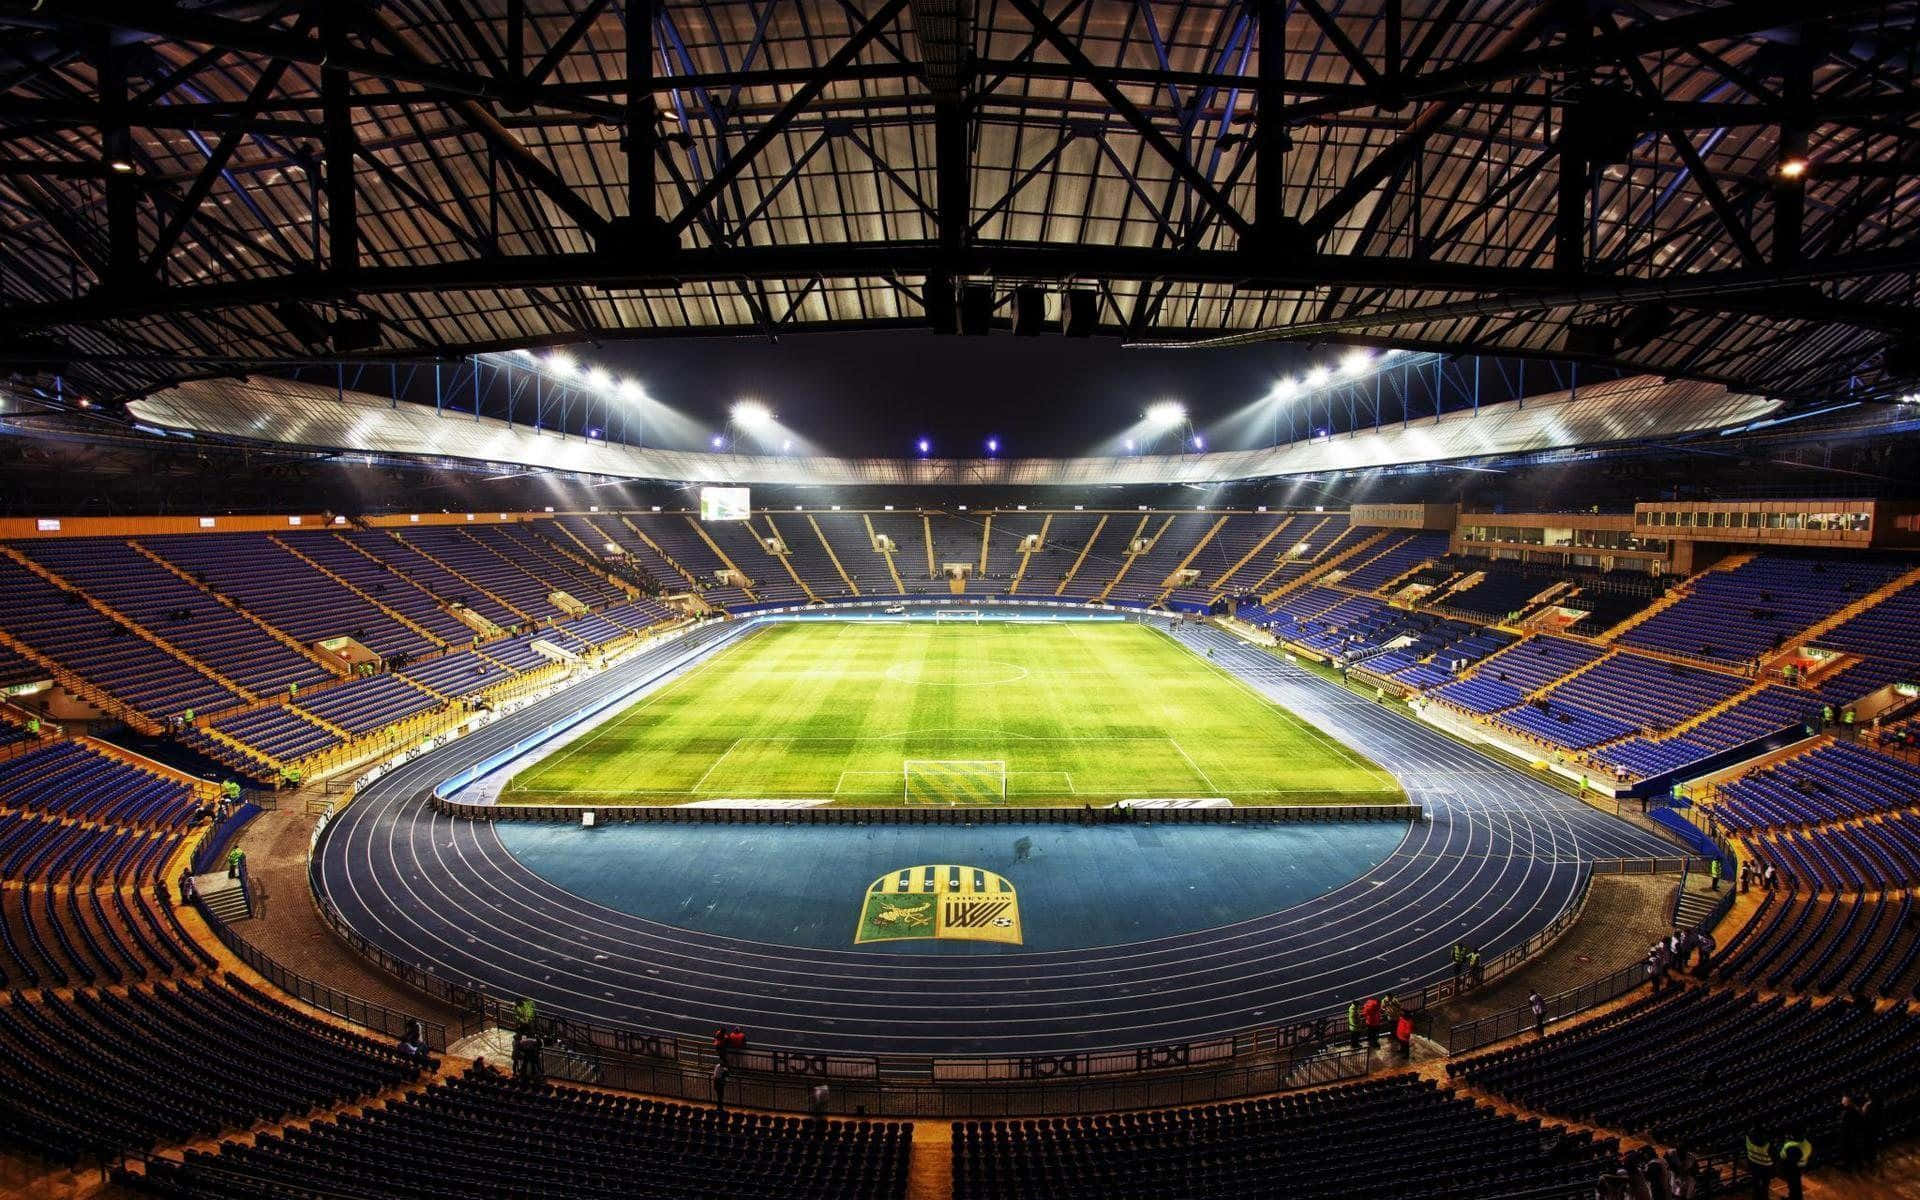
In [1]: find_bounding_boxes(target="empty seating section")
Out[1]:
[401,529,557,617]
[864,511,941,594]
[1451,989,1920,1159]
[334,531,516,630]
[1809,577,1920,703]
[813,513,900,594]
[1249,517,1360,598]
[1430,636,1605,714]
[1338,531,1449,593]
[481,525,627,607]
[1495,655,1750,751]
[296,675,441,736]
[0,975,430,1166]
[22,540,331,700]
[980,512,1045,590]
[1594,685,1814,779]
[1709,740,1920,832]
[927,512,986,580]
[1387,628,1516,689]
[284,533,469,646]
[703,519,807,604]
[398,649,512,698]
[1167,506,1290,602]
[953,1076,1620,1200]
[765,515,851,598]
[206,705,341,763]
[1428,561,1554,621]
[1056,518,1143,599]
[0,645,41,690]
[1714,891,1920,998]
[1202,513,1308,599]
[1014,513,1100,594]
[586,516,701,593]
[0,740,195,829]
[0,558,237,721]
[145,534,434,661]
[1621,554,1909,667]
[632,516,753,607]
[1103,513,1218,604]
[130,1065,910,1200]
[1750,812,1920,892]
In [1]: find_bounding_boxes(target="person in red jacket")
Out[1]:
[1394,1012,1414,1060]
[1361,996,1384,1049]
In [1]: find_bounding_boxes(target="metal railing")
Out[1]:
[199,898,448,1052]
[1447,860,1731,1055]
[434,796,1425,825]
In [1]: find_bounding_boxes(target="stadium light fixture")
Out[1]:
[617,379,643,403]
[986,436,999,455]
[1145,400,1186,428]
[1269,378,1300,403]
[1776,155,1810,181]
[107,158,135,174]
[1123,438,1136,453]
[548,351,576,376]
[1339,348,1373,376]
[731,400,774,430]
[587,367,612,391]
[1192,434,1206,450]
[782,438,794,453]
[916,437,931,455]
[1305,365,1331,388]
[710,433,726,449]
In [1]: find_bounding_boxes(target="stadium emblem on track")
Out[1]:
[855,865,1022,946]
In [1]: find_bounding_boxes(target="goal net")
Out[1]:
[934,610,982,622]
[903,759,1008,805]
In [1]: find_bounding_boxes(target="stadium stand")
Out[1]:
[0,974,431,1166]
[1013,512,1101,595]
[337,530,522,629]
[1493,655,1750,751]
[634,516,755,607]
[954,1076,1623,1200]
[1592,685,1815,779]
[1705,739,1920,833]
[812,512,902,595]
[980,510,1047,592]
[280,532,470,645]
[1166,510,1290,608]
[0,738,197,829]
[1103,512,1221,604]
[769,514,856,598]
[1619,554,1910,668]
[1430,635,1606,714]
[1714,892,1920,998]
[126,1063,910,1200]
[1056,514,1154,600]
[139,534,437,660]
[1450,988,1920,1161]
[1337,530,1450,593]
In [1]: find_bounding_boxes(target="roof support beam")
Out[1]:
[1006,0,1251,241]
[666,0,913,238]
[323,8,357,277]
[95,35,137,287]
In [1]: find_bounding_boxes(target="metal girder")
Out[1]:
[665,0,914,238]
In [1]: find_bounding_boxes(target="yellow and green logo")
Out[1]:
[855,864,1022,946]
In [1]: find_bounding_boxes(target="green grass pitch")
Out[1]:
[500,621,1405,807]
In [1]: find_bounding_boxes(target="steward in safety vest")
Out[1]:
[1745,1129,1775,1190]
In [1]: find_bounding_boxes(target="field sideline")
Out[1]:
[501,621,1405,806]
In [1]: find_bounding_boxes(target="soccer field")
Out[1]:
[501,621,1405,806]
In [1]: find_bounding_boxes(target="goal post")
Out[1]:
[903,759,1008,806]
[934,610,982,622]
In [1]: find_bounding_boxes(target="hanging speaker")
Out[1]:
[1011,285,1046,336]
[960,284,993,336]
[1062,290,1098,338]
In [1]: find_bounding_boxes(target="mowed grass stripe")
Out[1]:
[502,622,1404,806]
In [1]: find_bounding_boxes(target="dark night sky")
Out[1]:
[597,331,1376,458]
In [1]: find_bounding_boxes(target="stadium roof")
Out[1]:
[3,1,1920,407]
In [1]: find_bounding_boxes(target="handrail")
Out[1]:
[197,896,448,1052]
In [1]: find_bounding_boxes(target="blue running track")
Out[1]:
[314,617,1677,1055]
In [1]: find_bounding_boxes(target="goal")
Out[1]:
[934,610,982,622]
[903,759,1008,806]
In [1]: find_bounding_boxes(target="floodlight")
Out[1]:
[1339,348,1373,376]
[617,379,643,402]
[986,436,999,454]
[710,433,725,449]
[916,437,931,455]
[107,158,135,174]
[548,351,576,375]
[1192,434,1206,450]
[1270,378,1300,402]
[587,367,612,391]
[1145,401,1186,428]
[782,439,794,453]
[1776,155,1809,181]
[731,400,773,429]
[1123,438,1136,453]
[1305,365,1331,387]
